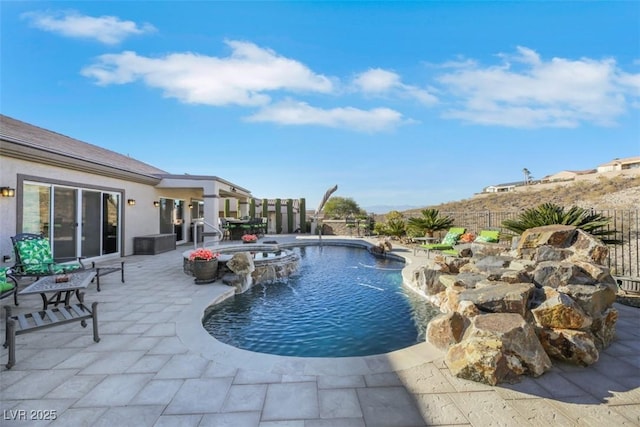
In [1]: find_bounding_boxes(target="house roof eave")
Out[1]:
[1,140,162,185]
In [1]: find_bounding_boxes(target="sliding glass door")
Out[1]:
[53,187,78,260]
[21,182,121,260]
[82,190,102,258]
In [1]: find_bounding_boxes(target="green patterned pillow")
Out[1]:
[441,232,460,246]
[15,238,81,274]
[16,238,54,264]
[0,268,15,292]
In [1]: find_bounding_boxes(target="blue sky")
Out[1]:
[2,1,639,213]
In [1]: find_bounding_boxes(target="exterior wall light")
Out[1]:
[1,187,15,197]
[127,199,136,206]
[153,201,160,207]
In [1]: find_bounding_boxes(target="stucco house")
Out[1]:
[596,156,640,173]
[0,115,258,265]
[482,182,520,193]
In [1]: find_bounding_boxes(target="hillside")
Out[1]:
[397,172,640,219]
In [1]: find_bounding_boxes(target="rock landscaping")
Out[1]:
[408,224,619,385]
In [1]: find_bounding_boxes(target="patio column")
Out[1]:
[202,181,220,234]
[239,197,250,218]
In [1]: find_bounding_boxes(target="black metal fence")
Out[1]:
[421,210,639,278]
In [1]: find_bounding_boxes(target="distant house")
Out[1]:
[597,156,640,173]
[481,155,638,195]
[541,169,596,183]
[482,182,521,193]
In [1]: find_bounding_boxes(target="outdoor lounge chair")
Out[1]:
[0,267,18,306]
[439,229,502,257]
[418,227,466,252]
[10,233,86,279]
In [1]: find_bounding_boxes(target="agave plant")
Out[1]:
[407,209,455,237]
[501,203,617,243]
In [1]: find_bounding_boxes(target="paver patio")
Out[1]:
[1,235,638,426]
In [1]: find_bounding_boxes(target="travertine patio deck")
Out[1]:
[1,235,638,426]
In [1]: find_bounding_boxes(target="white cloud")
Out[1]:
[22,10,156,45]
[437,46,639,128]
[245,99,407,132]
[353,68,401,93]
[353,68,438,106]
[81,40,334,107]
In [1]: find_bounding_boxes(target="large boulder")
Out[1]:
[537,328,599,366]
[445,313,552,385]
[499,269,532,284]
[532,261,597,288]
[516,225,577,260]
[453,272,488,289]
[226,252,255,294]
[458,283,535,317]
[590,307,618,350]
[557,283,617,318]
[531,287,592,329]
[412,264,449,296]
[227,252,255,275]
[426,312,468,351]
[569,230,610,265]
[409,223,619,385]
[517,225,610,266]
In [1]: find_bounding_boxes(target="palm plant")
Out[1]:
[501,203,617,243]
[385,218,407,237]
[407,209,455,237]
[373,211,406,237]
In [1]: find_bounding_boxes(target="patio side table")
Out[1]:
[19,271,96,310]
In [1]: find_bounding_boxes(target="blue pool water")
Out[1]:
[202,245,439,357]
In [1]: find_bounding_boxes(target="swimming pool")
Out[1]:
[202,245,439,357]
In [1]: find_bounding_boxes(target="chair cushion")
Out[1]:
[476,230,500,243]
[0,281,14,292]
[52,263,83,274]
[16,238,54,264]
[421,243,455,250]
[441,249,460,256]
[441,232,461,246]
[0,268,15,292]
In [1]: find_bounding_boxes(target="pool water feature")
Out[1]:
[202,245,439,357]
[183,245,299,289]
